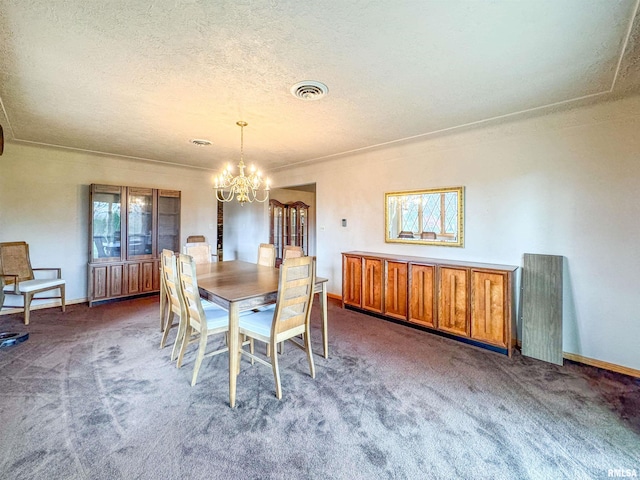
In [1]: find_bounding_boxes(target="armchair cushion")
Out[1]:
[6,278,66,294]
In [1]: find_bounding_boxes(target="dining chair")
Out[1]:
[257,243,276,268]
[238,255,316,399]
[160,249,224,359]
[183,242,215,264]
[0,241,66,325]
[176,253,243,386]
[282,245,303,260]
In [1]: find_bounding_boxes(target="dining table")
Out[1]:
[195,260,329,408]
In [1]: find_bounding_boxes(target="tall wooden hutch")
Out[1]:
[88,184,180,306]
[269,199,309,265]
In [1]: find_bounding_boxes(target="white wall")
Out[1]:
[0,144,218,306]
[269,95,640,371]
[222,199,269,262]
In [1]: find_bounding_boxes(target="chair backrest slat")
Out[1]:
[183,243,212,264]
[186,235,206,243]
[272,256,315,335]
[257,243,276,268]
[282,245,303,260]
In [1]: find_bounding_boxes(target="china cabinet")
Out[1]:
[88,184,180,306]
[342,251,517,356]
[269,200,309,265]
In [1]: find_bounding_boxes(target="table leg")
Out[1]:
[321,282,328,359]
[228,302,239,408]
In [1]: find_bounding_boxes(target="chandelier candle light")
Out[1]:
[214,121,270,205]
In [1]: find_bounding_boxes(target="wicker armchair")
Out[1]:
[0,241,66,325]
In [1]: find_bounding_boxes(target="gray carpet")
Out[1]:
[0,297,638,480]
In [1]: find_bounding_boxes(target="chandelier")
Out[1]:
[214,121,270,205]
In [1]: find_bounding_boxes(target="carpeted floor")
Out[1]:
[0,296,638,480]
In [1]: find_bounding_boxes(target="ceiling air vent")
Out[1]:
[190,139,212,146]
[290,81,328,101]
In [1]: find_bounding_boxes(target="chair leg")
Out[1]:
[159,290,166,332]
[23,293,33,326]
[305,328,316,379]
[271,339,282,399]
[160,311,174,349]
[171,315,185,362]
[60,285,66,313]
[191,332,208,386]
[177,324,192,368]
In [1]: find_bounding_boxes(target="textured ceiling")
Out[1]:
[1,0,639,173]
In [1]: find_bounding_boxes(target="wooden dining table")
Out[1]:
[195,260,329,408]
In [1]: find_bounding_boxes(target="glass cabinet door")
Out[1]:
[90,185,124,262]
[127,187,154,259]
[269,199,285,261]
[287,201,309,254]
[157,190,181,253]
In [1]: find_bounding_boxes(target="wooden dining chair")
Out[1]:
[161,250,229,361]
[238,255,316,399]
[257,243,276,268]
[176,253,240,386]
[0,241,66,325]
[183,242,214,264]
[282,245,303,260]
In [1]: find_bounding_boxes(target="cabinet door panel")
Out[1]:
[141,261,155,292]
[438,267,469,337]
[363,258,383,313]
[343,255,362,307]
[127,263,141,294]
[471,270,507,347]
[110,265,124,297]
[384,261,408,320]
[409,264,436,328]
[92,266,108,300]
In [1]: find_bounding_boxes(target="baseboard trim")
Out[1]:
[562,352,640,378]
[327,292,341,301]
[515,339,640,378]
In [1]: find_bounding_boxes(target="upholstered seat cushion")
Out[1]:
[203,307,230,330]
[5,278,65,293]
[239,309,273,338]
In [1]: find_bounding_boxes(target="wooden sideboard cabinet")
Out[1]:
[342,251,518,356]
[88,184,179,306]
